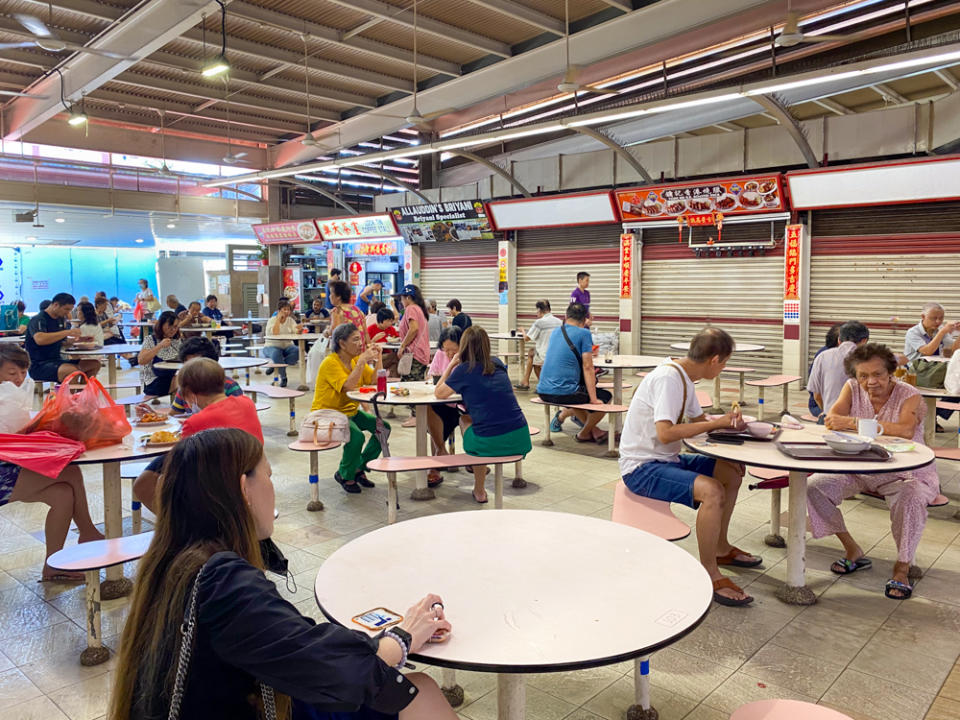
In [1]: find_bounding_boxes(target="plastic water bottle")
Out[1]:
[377,368,388,394]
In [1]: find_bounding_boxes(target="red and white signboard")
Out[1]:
[252,220,320,245]
[349,261,362,274]
[317,213,399,241]
[487,191,618,230]
[784,224,802,301]
[616,175,785,222]
[619,234,634,299]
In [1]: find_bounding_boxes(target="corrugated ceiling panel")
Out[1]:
[420,0,547,43]
[360,24,485,66]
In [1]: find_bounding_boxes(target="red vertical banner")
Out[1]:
[783,224,802,301]
[619,233,634,299]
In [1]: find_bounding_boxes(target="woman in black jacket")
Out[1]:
[109,428,456,720]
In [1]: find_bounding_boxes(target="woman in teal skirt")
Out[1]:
[435,326,531,503]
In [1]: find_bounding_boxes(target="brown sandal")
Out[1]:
[712,577,753,606]
[717,545,763,568]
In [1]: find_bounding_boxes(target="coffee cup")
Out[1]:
[858,418,881,440]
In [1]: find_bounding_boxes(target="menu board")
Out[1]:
[252,220,320,245]
[616,175,785,221]
[391,200,495,243]
[317,214,399,242]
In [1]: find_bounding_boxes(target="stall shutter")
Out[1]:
[420,241,498,332]
[639,222,786,376]
[808,203,960,366]
[516,224,621,336]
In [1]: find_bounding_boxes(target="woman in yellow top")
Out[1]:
[313,323,386,494]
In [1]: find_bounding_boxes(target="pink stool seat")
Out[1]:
[368,453,522,473]
[611,480,689,541]
[936,400,960,412]
[528,426,541,436]
[936,447,960,461]
[530,397,629,413]
[746,375,801,387]
[731,699,853,719]
[800,413,819,423]
[596,381,633,390]
[695,390,712,407]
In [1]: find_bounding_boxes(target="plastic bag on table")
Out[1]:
[305,336,329,388]
[20,371,131,450]
[0,378,35,434]
[946,353,960,395]
[0,430,86,478]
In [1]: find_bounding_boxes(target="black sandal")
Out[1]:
[831,557,872,575]
[354,470,375,488]
[335,471,361,494]
[884,579,913,599]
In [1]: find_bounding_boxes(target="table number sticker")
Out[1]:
[655,610,688,628]
[352,607,404,631]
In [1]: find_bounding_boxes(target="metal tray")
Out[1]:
[708,426,783,443]
[774,441,892,461]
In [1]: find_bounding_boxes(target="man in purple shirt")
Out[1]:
[570,272,591,327]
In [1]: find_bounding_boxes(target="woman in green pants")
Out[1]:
[312,323,387,494]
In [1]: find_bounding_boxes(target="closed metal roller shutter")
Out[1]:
[420,241,499,333]
[516,224,621,336]
[639,222,786,376]
[808,204,960,365]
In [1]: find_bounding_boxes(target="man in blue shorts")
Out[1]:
[619,327,762,607]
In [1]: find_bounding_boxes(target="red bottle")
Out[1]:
[376,368,387,394]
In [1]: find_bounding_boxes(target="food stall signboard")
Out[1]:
[252,220,320,245]
[392,200,495,243]
[784,224,802,301]
[340,241,399,257]
[616,175,784,221]
[619,234,634,299]
[317,213,399,242]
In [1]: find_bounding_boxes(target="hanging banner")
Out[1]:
[616,174,785,222]
[392,200,495,243]
[317,213,399,242]
[252,220,320,245]
[784,224,802,301]
[619,233,634,299]
[498,246,509,304]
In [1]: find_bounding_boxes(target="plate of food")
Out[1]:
[642,198,664,216]
[665,198,688,216]
[389,386,411,397]
[688,197,715,213]
[134,411,168,427]
[739,191,763,210]
[139,430,181,448]
[758,178,778,195]
[715,193,738,212]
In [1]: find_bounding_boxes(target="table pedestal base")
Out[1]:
[764,488,786,548]
[909,565,923,581]
[778,470,816,606]
[626,655,658,720]
[440,668,463,707]
[410,487,436,501]
[307,452,324,512]
[497,673,525,720]
[764,534,786,548]
[100,577,133,600]
[775,584,816,605]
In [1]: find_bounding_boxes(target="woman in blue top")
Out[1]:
[435,326,531,503]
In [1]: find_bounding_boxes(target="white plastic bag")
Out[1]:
[305,336,329,389]
[945,352,960,395]
[397,352,413,377]
[0,378,35,433]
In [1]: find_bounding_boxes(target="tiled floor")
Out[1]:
[2,370,960,720]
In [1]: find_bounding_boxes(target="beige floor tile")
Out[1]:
[458,683,575,720]
[45,671,114,720]
[740,642,846,697]
[581,675,698,720]
[670,623,772,671]
[639,647,734,702]
[873,598,960,662]
[3,695,70,720]
[420,666,498,709]
[914,568,960,607]
[816,700,882,720]
[770,614,873,666]
[938,664,960,703]
[0,621,115,694]
[849,637,952,696]
[0,667,44,707]
[926,696,960,720]
[820,668,934,720]
[524,666,621,706]
[700,670,818,714]
[560,711,605,720]
[681,705,728,720]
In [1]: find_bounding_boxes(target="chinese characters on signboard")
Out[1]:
[252,220,320,245]
[784,224,802,301]
[615,175,784,221]
[317,214,398,241]
[392,200,495,243]
[340,241,398,257]
[619,234,634,299]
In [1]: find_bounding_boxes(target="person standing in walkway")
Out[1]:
[514,299,562,391]
[570,271,592,326]
[355,278,383,316]
[328,280,369,351]
[324,268,343,312]
[446,299,472,331]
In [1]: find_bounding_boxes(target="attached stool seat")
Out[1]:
[745,375,800,419]
[611,480,689,541]
[731,699,853,719]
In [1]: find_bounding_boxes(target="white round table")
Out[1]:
[346,381,461,500]
[63,343,143,397]
[155,355,267,385]
[914,384,955,447]
[596,355,666,456]
[315,510,711,720]
[669,341,766,353]
[684,424,934,605]
[268,332,323,390]
[489,332,527,377]
[0,335,25,344]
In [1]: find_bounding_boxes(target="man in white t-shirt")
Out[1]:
[619,327,761,607]
[514,299,562,391]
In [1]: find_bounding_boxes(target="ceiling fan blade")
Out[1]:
[0,42,36,50]
[234,152,248,159]
[419,107,456,121]
[0,89,49,98]
[798,32,872,43]
[14,14,53,38]
[582,84,619,96]
[62,43,138,60]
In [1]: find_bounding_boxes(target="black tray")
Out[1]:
[774,441,892,461]
[708,426,783,443]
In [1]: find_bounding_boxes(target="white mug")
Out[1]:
[858,418,881,439]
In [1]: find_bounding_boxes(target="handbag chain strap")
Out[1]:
[168,563,277,720]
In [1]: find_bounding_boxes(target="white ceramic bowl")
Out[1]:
[746,421,774,438]
[824,433,871,454]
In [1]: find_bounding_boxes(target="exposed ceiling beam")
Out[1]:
[813,97,852,115]
[464,1,564,35]
[598,0,632,11]
[106,74,340,122]
[180,28,413,94]
[228,0,460,77]
[322,0,512,58]
[712,122,741,132]
[872,83,908,104]
[285,178,359,214]
[342,18,385,41]
[934,69,960,91]
[13,0,123,24]
[571,125,653,183]
[446,149,531,196]
[326,164,429,202]
[750,93,819,169]
[3,0,231,140]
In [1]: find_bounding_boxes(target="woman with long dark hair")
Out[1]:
[138,310,183,397]
[110,428,457,720]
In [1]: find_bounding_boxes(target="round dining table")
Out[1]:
[155,355,267,385]
[315,510,711,720]
[669,341,766,409]
[63,343,143,398]
[346,381,461,500]
[597,355,666,456]
[489,332,527,377]
[684,423,934,605]
[914,384,955,447]
[267,332,323,391]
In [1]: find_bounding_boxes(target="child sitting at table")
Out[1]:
[0,344,103,582]
[618,327,762,607]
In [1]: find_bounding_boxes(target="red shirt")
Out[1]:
[367,323,399,343]
[181,395,264,444]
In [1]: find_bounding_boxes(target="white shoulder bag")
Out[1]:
[299,409,351,445]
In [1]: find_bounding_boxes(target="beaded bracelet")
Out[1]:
[383,630,409,670]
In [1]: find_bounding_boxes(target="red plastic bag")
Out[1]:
[21,372,132,450]
[0,431,86,478]
[131,300,143,338]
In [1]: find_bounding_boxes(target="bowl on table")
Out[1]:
[823,433,872,454]
[745,421,774,438]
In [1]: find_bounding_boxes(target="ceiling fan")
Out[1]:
[1,12,138,60]
[0,88,47,99]
[371,0,454,129]
[774,1,872,48]
[556,0,617,95]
